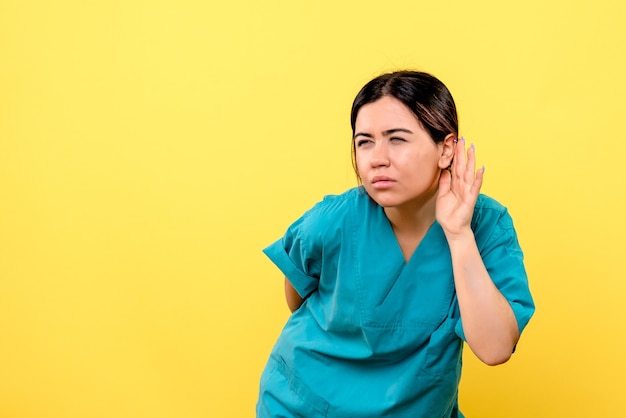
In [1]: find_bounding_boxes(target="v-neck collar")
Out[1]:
[379,206,442,267]
[356,197,455,327]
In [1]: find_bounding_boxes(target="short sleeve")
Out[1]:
[455,201,535,342]
[263,209,323,299]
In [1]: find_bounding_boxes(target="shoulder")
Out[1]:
[281,187,366,240]
[472,194,514,229]
[302,187,368,224]
[471,194,520,248]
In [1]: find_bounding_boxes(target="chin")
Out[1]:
[365,188,436,210]
[365,192,402,208]
[376,201,405,209]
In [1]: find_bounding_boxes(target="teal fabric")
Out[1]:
[257,187,534,417]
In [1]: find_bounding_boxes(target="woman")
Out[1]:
[257,71,535,417]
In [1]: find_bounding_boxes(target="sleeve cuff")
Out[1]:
[263,239,319,298]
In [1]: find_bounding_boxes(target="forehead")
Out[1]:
[355,96,420,130]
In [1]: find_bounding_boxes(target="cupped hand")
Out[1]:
[436,137,485,238]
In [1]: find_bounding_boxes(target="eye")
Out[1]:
[390,137,407,143]
[356,139,373,147]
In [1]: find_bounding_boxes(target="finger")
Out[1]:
[465,143,477,185]
[454,136,467,182]
[470,165,485,197]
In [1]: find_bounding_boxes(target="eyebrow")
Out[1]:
[353,128,414,139]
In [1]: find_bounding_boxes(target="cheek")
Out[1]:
[403,153,440,177]
[398,151,423,169]
[354,152,367,174]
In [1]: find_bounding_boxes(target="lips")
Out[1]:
[371,176,396,189]
[372,175,394,183]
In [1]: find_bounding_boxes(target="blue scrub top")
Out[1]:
[257,187,534,418]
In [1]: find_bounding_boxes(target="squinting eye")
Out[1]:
[390,137,406,143]
[356,139,372,147]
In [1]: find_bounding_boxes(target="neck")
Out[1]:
[383,191,437,234]
[383,192,438,263]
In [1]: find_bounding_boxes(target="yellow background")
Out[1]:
[1,0,624,416]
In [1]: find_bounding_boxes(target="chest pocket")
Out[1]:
[424,316,463,376]
[357,263,457,357]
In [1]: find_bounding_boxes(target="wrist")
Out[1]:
[443,227,475,245]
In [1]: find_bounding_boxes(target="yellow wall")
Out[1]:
[1,1,624,416]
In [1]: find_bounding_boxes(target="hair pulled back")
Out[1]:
[350,71,459,176]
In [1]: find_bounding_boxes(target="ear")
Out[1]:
[438,133,457,169]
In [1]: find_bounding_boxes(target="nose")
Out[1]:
[370,142,390,167]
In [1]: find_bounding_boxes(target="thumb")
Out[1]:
[438,169,451,196]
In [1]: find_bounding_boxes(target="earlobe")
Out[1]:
[438,133,457,169]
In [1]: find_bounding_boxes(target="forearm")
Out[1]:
[447,230,520,365]
[284,278,304,313]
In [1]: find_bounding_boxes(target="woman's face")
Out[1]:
[354,96,451,210]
